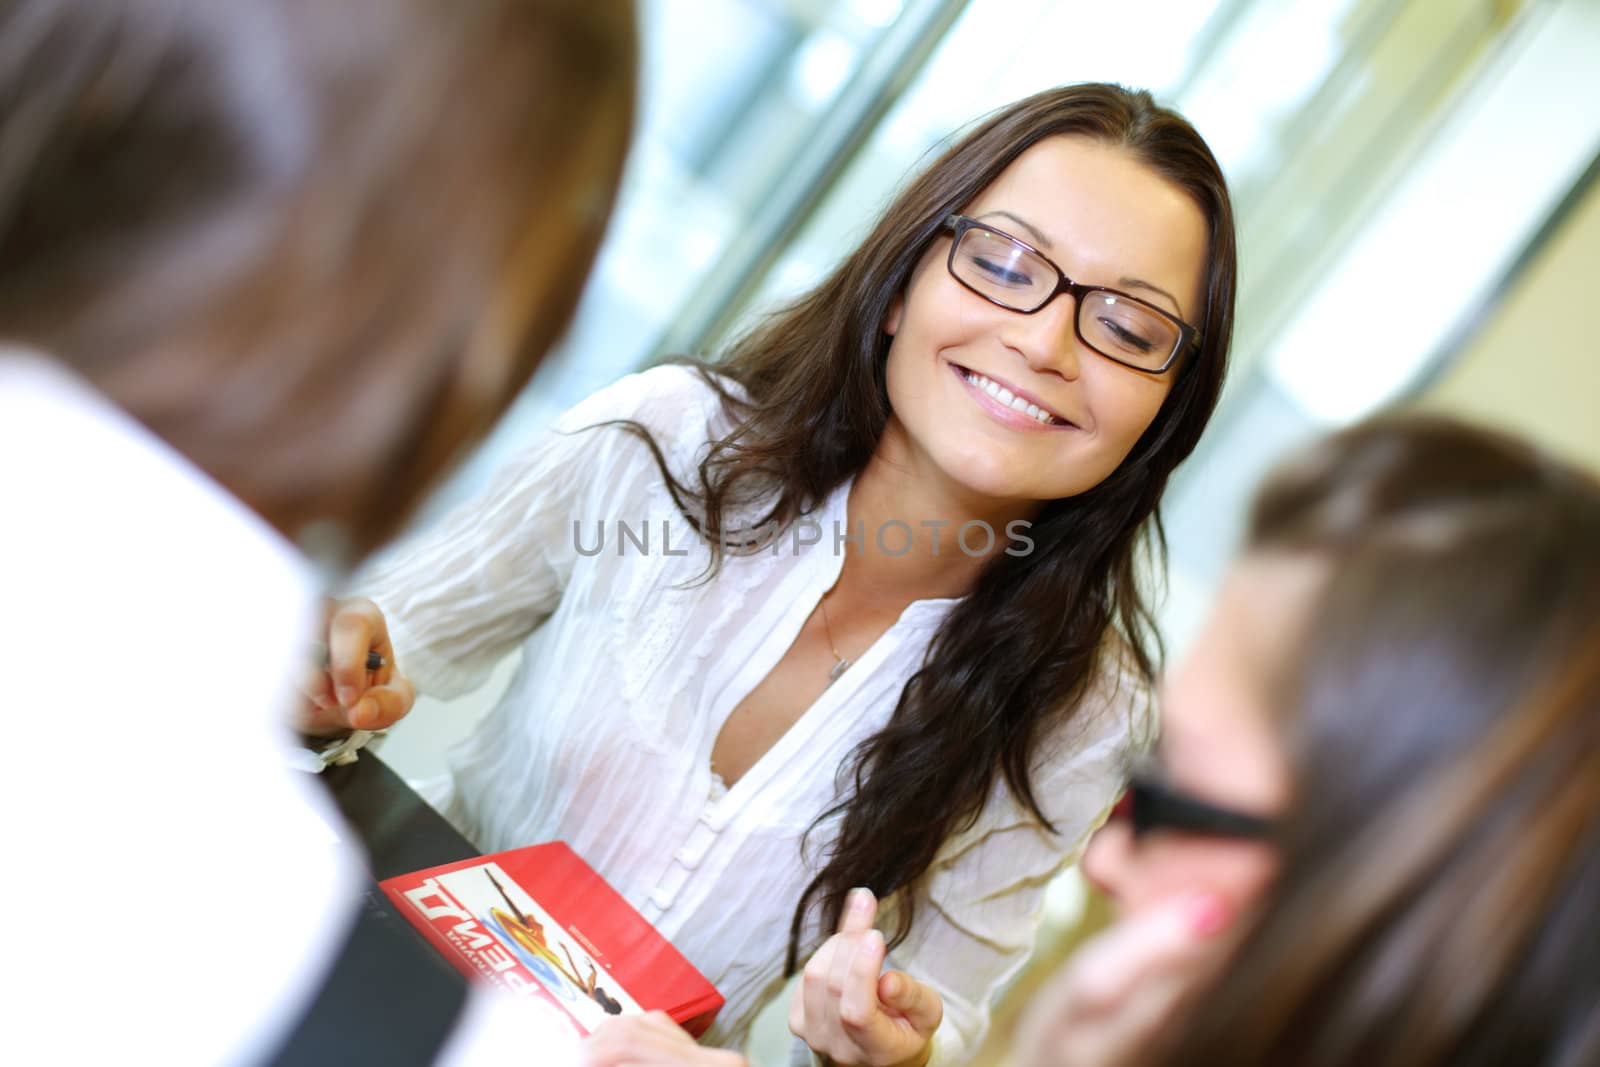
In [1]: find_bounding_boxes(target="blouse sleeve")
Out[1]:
[351,363,721,699]
[894,669,1154,1066]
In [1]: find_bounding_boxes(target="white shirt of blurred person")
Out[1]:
[0,352,588,1065]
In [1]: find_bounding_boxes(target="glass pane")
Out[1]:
[422,0,945,519]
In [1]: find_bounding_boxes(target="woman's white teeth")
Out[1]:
[964,370,1060,425]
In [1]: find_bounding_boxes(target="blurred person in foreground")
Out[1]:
[0,1,734,1063]
[1008,416,1600,1067]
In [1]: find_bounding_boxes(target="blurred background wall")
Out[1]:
[368,1,1600,1061]
[1417,168,1600,470]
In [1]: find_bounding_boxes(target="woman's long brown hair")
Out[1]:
[608,83,1237,970]
[1161,417,1600,1067]
[0,0,636,557]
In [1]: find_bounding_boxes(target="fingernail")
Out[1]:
[1184,893,1230,937]
[337,686,357,708]
[848,888,873,915]
[882,972,901,999]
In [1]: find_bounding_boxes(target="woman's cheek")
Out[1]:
[1098,372,1173,455]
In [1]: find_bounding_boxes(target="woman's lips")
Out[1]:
[951,363,1077,431]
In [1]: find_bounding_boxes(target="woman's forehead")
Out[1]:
[966,135,1208,317]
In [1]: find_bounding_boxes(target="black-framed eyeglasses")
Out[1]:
[941,214,1200,374]
[1111,773,1278,842]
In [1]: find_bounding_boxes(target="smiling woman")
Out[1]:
[315,83,1235,1065]
[881,134,1207,506]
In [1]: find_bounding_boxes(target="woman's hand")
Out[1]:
[789,888,942,1067]
[581,1012,746,1067]
[1008,892,1230,1067]
[296,597,415,736]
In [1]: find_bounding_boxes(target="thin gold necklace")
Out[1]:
[819,594,851,686]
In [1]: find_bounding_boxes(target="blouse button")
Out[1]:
[651,861,690,910]
[675,825,716,869]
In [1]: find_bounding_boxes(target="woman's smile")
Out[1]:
[949,360,1079,432]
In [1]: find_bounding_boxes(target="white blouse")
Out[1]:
[358,364,1152,1061]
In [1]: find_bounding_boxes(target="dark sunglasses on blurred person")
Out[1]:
[1110,774,1278,841]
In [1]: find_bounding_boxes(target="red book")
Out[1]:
[379,843,723,1037]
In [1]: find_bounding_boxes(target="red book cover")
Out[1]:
[379,843,723,1037]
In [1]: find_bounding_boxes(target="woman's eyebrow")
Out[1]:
[978,209,1053,249]
[978,210,1189,319]
[1118,277,1186,319]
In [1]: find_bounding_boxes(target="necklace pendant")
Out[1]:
[827,657,851,685]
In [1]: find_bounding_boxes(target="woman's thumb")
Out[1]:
[879,970,942,1033]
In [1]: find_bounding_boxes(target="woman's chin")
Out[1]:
[934,460,1040,511]
[891,421,1052,507]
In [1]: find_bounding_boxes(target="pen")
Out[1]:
[311,644,386,672]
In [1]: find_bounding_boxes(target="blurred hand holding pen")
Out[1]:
[297,599,416,737]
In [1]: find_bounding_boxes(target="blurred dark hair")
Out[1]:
[1162,416,1600,1067]
[609,82,1236,970]
[0,0,636,557]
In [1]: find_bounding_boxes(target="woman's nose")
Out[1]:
[1002,296,1084,381]
[1081,818,1131,902]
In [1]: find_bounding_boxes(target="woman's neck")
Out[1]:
[836,423,1041,608]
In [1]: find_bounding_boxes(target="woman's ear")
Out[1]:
[883,294,903,337]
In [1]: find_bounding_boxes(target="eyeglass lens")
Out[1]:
[950,225,1180,371]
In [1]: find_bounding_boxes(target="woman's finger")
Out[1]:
[838,929,887,1034]
[793,891,892,1059]
[795,935,840,1040]
[878,970,942,1035]
[295,655,336,707]
[1068,893,1222,1012]
[826,927,862,1008]
[327,598,388,706]
[1083,962,1196,1065]
[1012,895,1229,1067]
[837,886,878,935]
[348,673,415,730]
